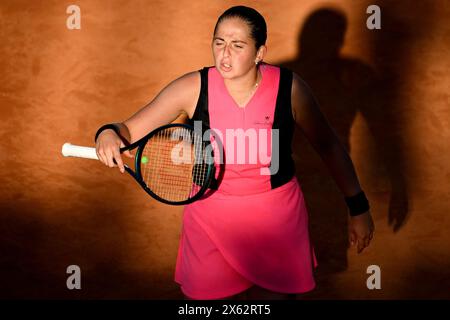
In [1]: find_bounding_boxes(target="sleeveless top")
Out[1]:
[176,65,317,298]
[188,63,296,196]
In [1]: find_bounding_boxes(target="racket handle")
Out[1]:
[61,143,99,160]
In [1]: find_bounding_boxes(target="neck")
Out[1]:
[224,66,261,93]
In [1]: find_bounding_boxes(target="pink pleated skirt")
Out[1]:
[174,177,317,299]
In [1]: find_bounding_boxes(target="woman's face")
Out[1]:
[212,17,262,79]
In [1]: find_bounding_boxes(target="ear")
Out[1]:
[256,45,267,63]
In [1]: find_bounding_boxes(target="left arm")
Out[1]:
[291,73,361,197]
[291,72,374,253]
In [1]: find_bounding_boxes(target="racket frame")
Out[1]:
[121,123,216,205]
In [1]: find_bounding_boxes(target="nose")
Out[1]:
[222,43,231,58]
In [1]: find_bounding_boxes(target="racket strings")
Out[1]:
[192,132,208,191]
[140,127,210,202]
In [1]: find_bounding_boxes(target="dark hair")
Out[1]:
[214,6,267,49]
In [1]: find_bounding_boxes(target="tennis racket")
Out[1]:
[61,123,219,205]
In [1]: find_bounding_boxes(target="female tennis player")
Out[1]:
[95,6,374,300]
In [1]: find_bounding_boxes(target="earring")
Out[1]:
[255,60,259,65]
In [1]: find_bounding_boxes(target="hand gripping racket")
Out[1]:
[61,123,219,205]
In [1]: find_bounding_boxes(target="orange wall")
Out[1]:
[0,0,449,298]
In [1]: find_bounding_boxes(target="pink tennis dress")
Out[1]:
[175,64,317,299]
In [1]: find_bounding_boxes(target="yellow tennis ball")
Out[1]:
[141,156,148,164]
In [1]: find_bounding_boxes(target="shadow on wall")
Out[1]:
[278,6,411,297]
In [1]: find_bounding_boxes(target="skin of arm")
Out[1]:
[95,71,200,171]
[291,72,374,253]
[291,72,362,198]
[122,71,200,143]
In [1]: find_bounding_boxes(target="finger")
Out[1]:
[97,149,107,166]
[118,140,133,158]
[105,150,117,168]
[349,232,356,246]
[112,149,125,173]
[365,236,372,248]
[357,243,364,254]
[358,237,371,254]
[357,239,366,254]
[95,148,102,164]
[123,150,134,158]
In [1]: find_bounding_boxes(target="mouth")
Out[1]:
[220,62,232,72]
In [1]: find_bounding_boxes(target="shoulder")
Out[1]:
[268,64,299,90]
[290,71,315,99]
[167,70,201,93]
[264,64,309,95]
[159,70,201,103]
[151,70,202,118]
[289,72,318,123]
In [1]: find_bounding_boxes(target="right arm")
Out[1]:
[95,71,200,172]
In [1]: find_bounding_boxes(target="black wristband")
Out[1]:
[345,191,370,216]
[94,124,120,143]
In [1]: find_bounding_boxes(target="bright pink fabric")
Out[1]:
[207,63,279,195]
[175,64,317,299]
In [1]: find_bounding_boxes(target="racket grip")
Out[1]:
[62,143,99,160]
